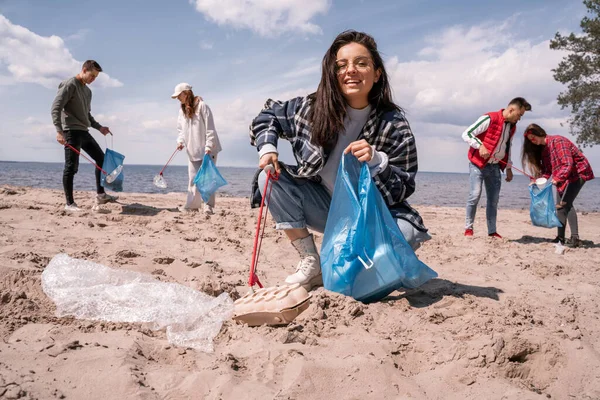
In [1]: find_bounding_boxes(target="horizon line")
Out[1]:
[0,159,538,175]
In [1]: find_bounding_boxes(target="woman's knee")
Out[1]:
[258,170,269,196]
[397,219,431,251]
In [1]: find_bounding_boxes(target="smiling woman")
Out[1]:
[249,30,431,292]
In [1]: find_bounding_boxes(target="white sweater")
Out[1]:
[177,100,222,161]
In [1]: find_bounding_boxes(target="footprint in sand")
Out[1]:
[116,250,140,258]
[153,257,175,265]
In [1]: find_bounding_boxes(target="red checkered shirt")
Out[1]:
[541,135,595,193]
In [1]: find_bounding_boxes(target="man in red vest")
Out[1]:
[462,97,532,238]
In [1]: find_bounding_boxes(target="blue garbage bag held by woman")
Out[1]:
[193,153,227,203]
[321,153,437,303]
[528,180,561,228]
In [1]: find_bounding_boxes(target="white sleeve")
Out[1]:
[367,147,388,177]
[461,115,490,149]
[176,110,185,145]
[202,103,218,152]
[258,143,278,159]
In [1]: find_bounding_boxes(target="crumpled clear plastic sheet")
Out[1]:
[41,254,233,352]
[153,174,167,189]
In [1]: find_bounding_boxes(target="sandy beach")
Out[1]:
[1,185,599,400]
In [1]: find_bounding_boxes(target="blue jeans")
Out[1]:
[465,162,501,234]
[258,169,431,251]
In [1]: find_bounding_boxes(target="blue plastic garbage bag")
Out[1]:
[320,153,437,303]
[101,148,125,192]
[193,154,227,202]
[529,181,562,228]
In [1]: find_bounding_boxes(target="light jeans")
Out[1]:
[465,162,501,234]
[185,155,217,210]
[258,169,431,251]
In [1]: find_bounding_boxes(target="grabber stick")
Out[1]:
[248,165,279,293]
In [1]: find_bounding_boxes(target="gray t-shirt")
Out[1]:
[318,105,387,194]
[51,77,102,132]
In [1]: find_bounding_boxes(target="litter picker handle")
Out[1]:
[248,166,279,289]
[159,148,180,176]
[64,143,108,175]
[263,164,276,175]
[490,156,534,179]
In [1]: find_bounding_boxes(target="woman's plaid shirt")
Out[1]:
[249,96,426,231]
[542,135,595,193]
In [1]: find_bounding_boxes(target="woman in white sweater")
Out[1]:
[171,83,222,214]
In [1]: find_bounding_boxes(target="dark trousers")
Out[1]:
[557,178,585,239]
[63,130,105,205]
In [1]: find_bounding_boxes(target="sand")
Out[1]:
[1,185,599,400]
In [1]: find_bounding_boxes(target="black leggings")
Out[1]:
[63,130,105,205]
[556,178,585,239]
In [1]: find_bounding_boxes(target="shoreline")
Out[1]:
[3,183,599,213]
[1,185,600,399]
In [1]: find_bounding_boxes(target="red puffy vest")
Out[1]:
[468,109,515,171]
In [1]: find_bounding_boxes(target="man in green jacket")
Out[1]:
[51,60,117,211]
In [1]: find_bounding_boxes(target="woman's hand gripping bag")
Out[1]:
[193,153,227,202]
[529,180,562,228]
[320,153,437,303]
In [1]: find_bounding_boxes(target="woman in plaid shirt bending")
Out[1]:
[249,30,430,291]
[522,123,595,247]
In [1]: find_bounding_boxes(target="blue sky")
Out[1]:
[1,0,598,174]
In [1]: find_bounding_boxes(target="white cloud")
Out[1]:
[387,19,567,128]
[200,40,213,50]
[282,57,320,79]
[65,28,90,42]
[21,116,56,148]
[190,0,331,36]
[0,14,122,89]
[141,118,174,131]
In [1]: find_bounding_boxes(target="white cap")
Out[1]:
[171,82,192,98]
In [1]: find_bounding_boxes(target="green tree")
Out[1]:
[550,0,600,146]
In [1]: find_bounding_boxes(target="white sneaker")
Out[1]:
[285,256,323,291]
[204,205,215,215]
[96,193,118,204]
[286,234,323,291]
[64,203,82,212]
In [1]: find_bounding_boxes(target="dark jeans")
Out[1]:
[63,130,105,205]
[557,178,585,239]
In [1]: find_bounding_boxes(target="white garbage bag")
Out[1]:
[42,254,233,352]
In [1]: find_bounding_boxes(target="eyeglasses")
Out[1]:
[335,57,373,74]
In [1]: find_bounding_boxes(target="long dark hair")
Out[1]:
[521,123,547,177]
[308,30,400,149]
[180,90,197,119]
